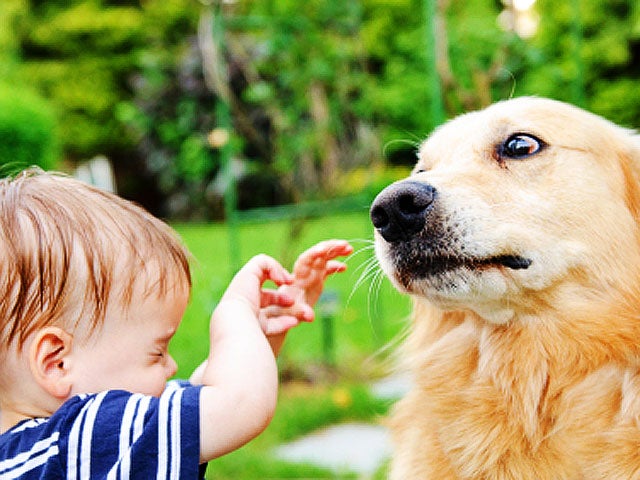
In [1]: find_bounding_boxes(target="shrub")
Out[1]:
[0,83,59,172]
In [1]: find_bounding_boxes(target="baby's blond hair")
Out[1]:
[0,169,191,348]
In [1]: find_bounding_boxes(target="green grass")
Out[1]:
[207,383,395,479]
[170,211,412,479]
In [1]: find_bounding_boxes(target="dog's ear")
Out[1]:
[618,132,640,222]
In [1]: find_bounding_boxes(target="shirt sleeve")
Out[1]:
[58,381,204,480]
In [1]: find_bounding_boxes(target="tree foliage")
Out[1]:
[211,1,379,200]
[4,0,203,214]
[522,0,640,127]
[0,0,639,218]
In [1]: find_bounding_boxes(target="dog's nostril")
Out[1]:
[398,193,429,215]
[370,206,390,229]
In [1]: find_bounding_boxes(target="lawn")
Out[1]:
[171,210,412,479]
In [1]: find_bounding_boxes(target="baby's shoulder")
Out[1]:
[0,385,200,478]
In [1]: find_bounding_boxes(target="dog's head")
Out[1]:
[371,97,640,323]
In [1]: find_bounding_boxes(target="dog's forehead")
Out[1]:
[418,97,607,158]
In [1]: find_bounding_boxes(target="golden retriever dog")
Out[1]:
[370,97,640,479]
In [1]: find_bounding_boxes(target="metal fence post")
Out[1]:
[318,290,339,366]
[424,0,445,127]
[211,2,241,276]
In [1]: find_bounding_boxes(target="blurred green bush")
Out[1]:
[0,84,59,172]
[3,0,640,216]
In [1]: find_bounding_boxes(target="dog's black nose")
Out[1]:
[370,181,436,242]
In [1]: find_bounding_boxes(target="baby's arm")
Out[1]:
[194,255,300,462]
[261,239,353,355]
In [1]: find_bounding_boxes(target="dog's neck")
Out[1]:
[405,294,640,439]
[410,288,640,368]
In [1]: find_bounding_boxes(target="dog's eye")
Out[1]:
[413,163,429,175]
[499,134,544,160]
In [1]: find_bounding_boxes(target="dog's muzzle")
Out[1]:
[370,181,436,243]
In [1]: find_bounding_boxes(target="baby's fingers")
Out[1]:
[232,254,294,290]
[294,240,353,274]
[262,315,301,336]
[262,302,315,324]
[325,260,348,276]
[253,254,295,286]
[222,254,294,309]
[260,289,295,309]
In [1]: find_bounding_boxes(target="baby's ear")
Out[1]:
[29,327,74,400]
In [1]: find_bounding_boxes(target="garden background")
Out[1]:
[1,0,640,478]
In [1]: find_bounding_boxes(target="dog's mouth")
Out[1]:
[394,250,532,279]
[479,254,532,270]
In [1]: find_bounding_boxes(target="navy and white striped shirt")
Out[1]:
[0,380,205,479]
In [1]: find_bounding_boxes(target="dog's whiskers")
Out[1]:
[383,138,422,160]
[346,246,397,334]
[348,252,381,304]
[342,239,375,267]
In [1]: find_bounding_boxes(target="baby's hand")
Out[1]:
[292,239,353,307]
[220,254,294,315]
[259,240,353,341]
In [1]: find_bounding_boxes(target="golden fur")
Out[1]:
[371,97,640,479]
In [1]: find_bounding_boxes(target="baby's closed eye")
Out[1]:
[149,349,167,364]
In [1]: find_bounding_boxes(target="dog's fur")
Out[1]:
[371,97,640,479]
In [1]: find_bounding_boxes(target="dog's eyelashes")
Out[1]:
[499,134,544,160]
[413,166,430,175]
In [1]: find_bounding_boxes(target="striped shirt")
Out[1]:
[0,381,205,479]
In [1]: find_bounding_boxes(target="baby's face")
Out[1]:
[67,282,190,397]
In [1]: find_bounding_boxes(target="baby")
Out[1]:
[0,169,352,479]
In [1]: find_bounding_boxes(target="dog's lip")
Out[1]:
[418,253,532,275]
[487,255,532,270]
